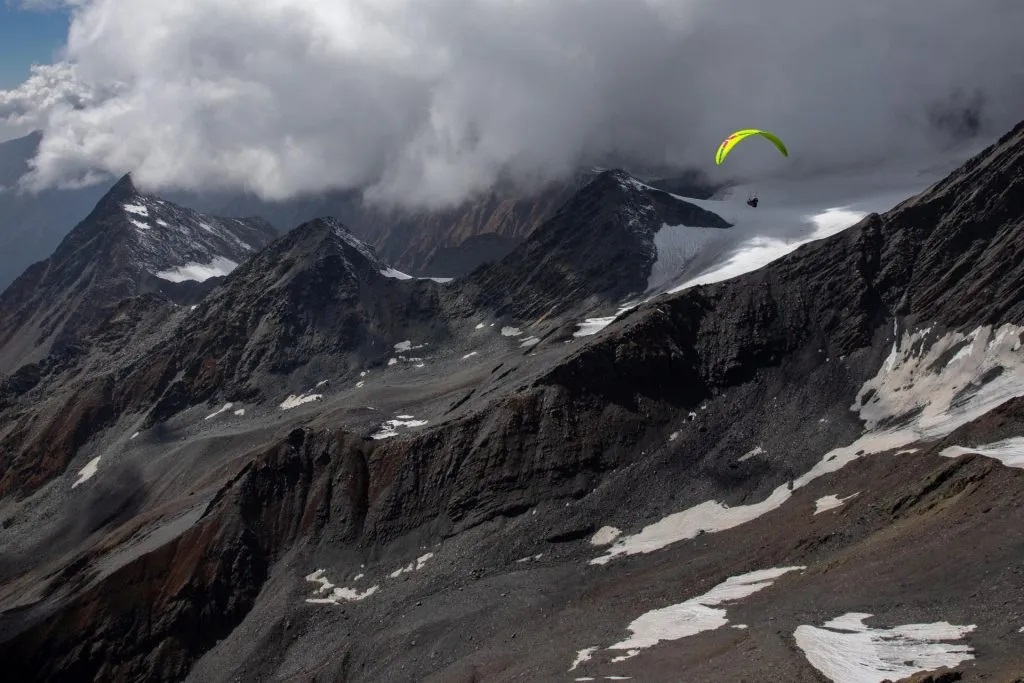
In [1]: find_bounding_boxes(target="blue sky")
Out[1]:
[0,3,69,90]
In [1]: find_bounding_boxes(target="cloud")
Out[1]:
[2,0,1024,207]
[0,63,87,128]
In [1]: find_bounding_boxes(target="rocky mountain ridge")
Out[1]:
[1,122,1023,681]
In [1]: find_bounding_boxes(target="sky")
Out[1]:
[0,3,68,90]
[0,1,69,141]
[1,0,1023,208]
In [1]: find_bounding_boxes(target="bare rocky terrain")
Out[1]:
[0,119,1023,682]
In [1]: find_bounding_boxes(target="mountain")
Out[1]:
[0,174,277,373]
[200,170,721,279]
[0,168,728,499]
[1,122,1024,682]
[1,132,720,290]
[463,170,730,322]
[116,216,456,424]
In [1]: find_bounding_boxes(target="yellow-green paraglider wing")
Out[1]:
[715,129,789,165]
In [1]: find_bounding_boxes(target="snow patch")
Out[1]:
[590,526,622,546]
[279,393,322,410]
[304,569,379,605]
[794,613,975,683]
[814,493,858,515]
[154,256,238,283]
[72,456,101,488]
[604,567,804,656]
[204,402,234,420]
[738,446,765,462]
[371,416,428,440]
[610,650,640,663]
[130,432,139,440]
[389,552,434,578]
[475,323,486,330]
[381,267,413,280]
[590,488,794,565]
[520,336,540,348]
[569,647,598,672]
[315,379,329,388]
[516,553,545,563]
[394,340,413,352]
[940,437,1024,469]
[123,203,148,216]
[501,326,523,337]
[233,408,245,416]
[573,303,639,338]
[129,218,151,231]
[462,351,479,360]
[574,316,616,337]
[155,218,169,227]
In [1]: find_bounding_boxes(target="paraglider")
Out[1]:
[715,129,788,208]
[715,129,788,166]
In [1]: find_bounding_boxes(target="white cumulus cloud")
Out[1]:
[1,0,1023,207]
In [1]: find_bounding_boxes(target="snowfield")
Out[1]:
[637,145,983,300]
[794,613,975,683]
[154,256,238,283]
[940,437,1024,469]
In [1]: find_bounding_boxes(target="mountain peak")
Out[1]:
[89,173,141,216]
[0,179,277,372]
[110,172,138,197]
[266,215,409,283]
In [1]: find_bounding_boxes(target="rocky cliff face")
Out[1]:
[2,125,1024,681]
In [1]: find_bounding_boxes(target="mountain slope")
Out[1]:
[2,124,1024,681]
[0,175,276,373]
[463,170,730,322]
[125,216,454,422]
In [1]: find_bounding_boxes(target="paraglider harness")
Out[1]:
[746,195,759,208]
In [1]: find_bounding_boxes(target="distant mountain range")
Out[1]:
[0,131,720,290]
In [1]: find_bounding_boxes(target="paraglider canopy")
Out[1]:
[715,129,788,166]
